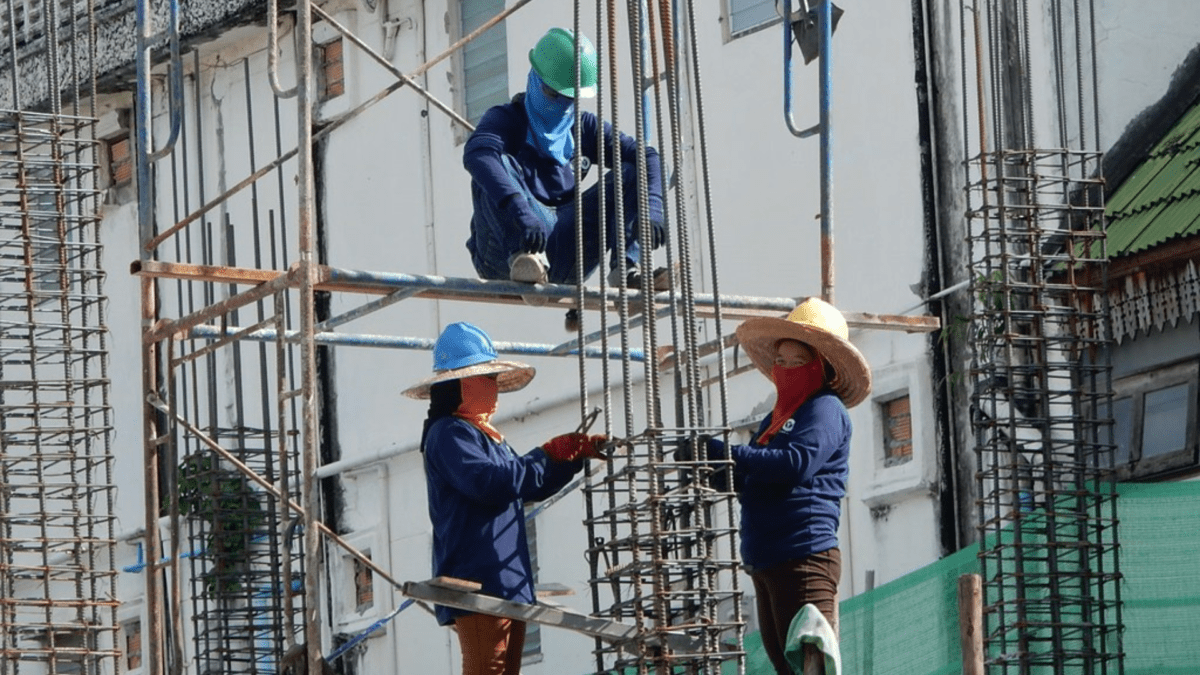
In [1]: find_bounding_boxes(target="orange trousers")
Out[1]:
[455,613,527,675]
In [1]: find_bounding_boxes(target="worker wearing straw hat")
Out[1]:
[703,298,870,674]
[404,322,607,675]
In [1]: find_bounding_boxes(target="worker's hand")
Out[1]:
[520,225,547,254]
[672,435,727,463]
[647,196,667,249]
[542,433,608,462]
[503,197,548,254]
[672,435,733,492]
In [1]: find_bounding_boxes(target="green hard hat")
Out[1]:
[528,27,597,99]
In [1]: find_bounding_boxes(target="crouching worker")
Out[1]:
[463,27,670,329]
[403,321,607,675]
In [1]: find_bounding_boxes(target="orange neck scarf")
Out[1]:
[454,375,503,443]
[757,361,825,445]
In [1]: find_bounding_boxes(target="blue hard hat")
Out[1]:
[402,322,536,399]
[433,322,497,371]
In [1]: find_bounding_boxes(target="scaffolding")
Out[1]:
[962,1,1122,673]
[2,0,945,672]
[1,0,118,668]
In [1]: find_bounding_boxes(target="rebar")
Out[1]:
[0,108,118,674]
[963,2,1122,672]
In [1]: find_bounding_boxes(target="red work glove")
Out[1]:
[542,433,608,462]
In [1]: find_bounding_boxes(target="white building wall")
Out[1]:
[90,0,1200,672]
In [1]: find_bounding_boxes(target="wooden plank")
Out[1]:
[958,574,985,675]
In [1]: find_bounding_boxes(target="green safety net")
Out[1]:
[739,480,1200,674]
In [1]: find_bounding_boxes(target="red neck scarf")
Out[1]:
[758,361,825,444]
[454,376,503,443]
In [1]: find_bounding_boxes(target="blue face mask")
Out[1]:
[524,69,575,165]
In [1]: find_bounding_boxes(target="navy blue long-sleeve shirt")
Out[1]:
[463,95,664,210]
[422,417,581,625]
[730,390,851,570]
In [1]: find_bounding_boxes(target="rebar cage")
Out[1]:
[961,1,1124,669]
[0,109,118,674]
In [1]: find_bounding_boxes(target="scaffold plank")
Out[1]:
[401,579,703,652]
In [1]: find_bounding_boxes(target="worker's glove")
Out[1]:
[672,435,728,463]
[542,433,608,463]
[520,223,547,254]
[646,196,667,249]
[504,197,548,254]
[672,435,732,492]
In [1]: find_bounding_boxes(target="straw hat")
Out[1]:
[735,297,871,408]
[403,322,535,400]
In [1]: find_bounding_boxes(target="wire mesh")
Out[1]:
[0,109,118,674]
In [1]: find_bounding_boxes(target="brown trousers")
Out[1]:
[750,548,841,675]
[455,613,527,675]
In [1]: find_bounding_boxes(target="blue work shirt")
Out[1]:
[730,389,851,570]
[463,95,664,210]
[422,417,581,625]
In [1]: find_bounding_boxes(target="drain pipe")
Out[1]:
[817,0,834,303]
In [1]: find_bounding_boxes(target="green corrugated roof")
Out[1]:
[1106,100,1200,258]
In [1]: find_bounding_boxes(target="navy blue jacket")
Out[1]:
[422,417,581,625]
[463,95,664,210]
[730,390,851,570]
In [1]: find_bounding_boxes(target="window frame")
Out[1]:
[1108,359,1198,480]
[452,0,509,141]
[724,0,781,41]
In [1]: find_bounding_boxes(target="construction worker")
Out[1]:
[403,321,607,675]
[690,298,871,674]
[463,27,669,331]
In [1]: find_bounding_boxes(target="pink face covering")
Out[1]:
[757,360,825,444]
[454,375,503,442]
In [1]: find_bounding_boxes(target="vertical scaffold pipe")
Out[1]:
[818,0,834,304]
[294,0,323,671]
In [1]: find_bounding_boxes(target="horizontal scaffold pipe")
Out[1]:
[188,324,645,361]
[320,267,799,319]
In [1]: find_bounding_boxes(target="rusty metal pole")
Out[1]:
[294,0,323,670]
[958,573,985,675]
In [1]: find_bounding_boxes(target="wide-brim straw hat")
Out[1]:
[402,321,536,399]
[402,360,536,400]
[735,297,872,408]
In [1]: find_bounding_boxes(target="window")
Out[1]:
[317,37,345,102]
[727,0,777,37]
[124,620,143,670]
[107,136,132,186]
[1108,360,1198,479]
[458,0,508,126]
[881,394,913,466]
[353,554,374,613]
[26,165,63,295]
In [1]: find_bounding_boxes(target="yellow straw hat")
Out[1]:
[735,297,872,408]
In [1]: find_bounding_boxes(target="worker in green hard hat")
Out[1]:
[463,27,669,331]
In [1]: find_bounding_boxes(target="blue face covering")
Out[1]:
[524,69,575,165]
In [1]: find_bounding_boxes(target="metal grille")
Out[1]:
[0,109,117,675]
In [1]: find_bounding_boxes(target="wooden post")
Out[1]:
[958,574,985,675]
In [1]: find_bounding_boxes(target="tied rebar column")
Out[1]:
[0,110,118,674]
[963,1,1122,672]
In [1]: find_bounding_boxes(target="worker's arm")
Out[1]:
[463,104,545,249]
[426,420,578,507]
[730,397,849,485]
